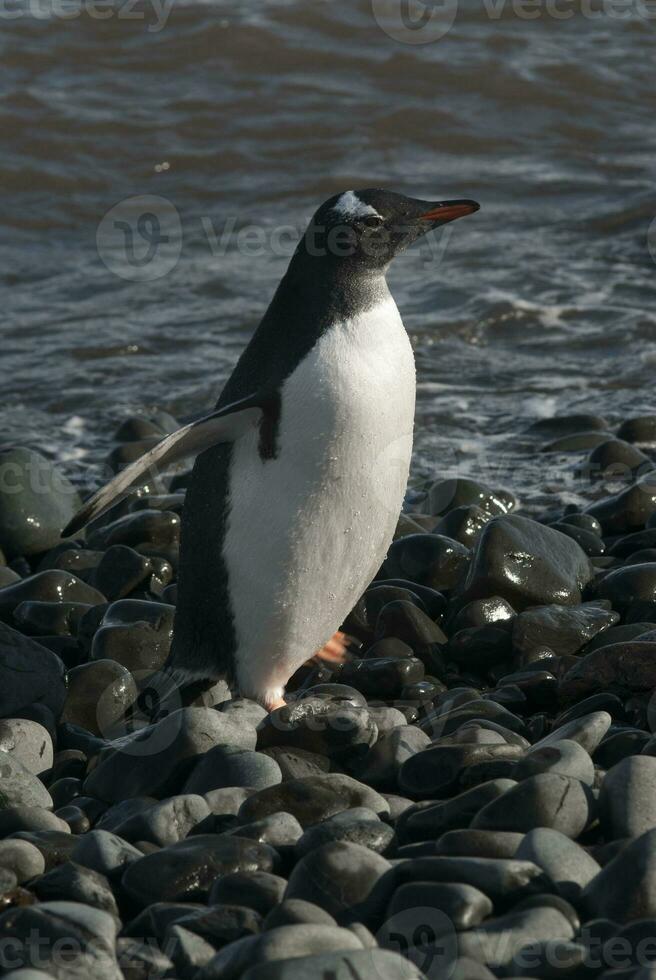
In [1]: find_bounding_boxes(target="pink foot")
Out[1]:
[314,631,350,665]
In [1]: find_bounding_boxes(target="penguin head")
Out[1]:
[299,188,479,272]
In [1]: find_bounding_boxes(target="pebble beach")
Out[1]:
[1,410,656,977]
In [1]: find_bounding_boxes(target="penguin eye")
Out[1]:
[360,215,383,228]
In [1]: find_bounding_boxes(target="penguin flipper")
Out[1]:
[62,395,263,536]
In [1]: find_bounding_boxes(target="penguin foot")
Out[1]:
[314,631,350,664]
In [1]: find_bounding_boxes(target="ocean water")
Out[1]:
[1,0,655,512]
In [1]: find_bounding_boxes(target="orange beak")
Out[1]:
[420,199,480,224]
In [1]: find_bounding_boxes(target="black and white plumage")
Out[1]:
[65,188,479,709]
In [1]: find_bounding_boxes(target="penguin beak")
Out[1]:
[419,199,480,225]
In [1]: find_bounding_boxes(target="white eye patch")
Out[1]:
[331,190,382,221]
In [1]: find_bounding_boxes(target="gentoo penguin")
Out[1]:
[64,189,479,710]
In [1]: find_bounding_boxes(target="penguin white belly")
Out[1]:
[222,296,416,707]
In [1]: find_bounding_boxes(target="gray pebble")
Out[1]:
[185,745,282,794]
[599,756,656,839]
[514,828,601,901]
[0,719,53,776]
[514,739,595,785]
[471,774,592,838]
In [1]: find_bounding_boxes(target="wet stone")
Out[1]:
[121,834,278,906]
[0,570,104,624]
[0,448,82,558]
[334,656,425,698]
[512,602,618,659]
[62,659,137,737]
[459,514,594,611]
[31,860,119,917]
[13,600,92,637]
[560,644,656,702]
[434,505,492,545]
[450,596,516,632]
[374,600,448,676]
[237,774,389,828]
[256,697,378,761]
[448,625,513,671]
[225,811,304,850]
[87,509,181,550]
[381,533,471,592]
[92,544,172,601]
[294,808,395,858]
[617,416,656,445]
[586,475,656,534]
[596,564,656,612]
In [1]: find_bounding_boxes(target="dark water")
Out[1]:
[2,0,655,511]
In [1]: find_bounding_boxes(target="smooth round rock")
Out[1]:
[62,659,137,737]
[582,828,656,922]
[237,775,389,828]
[31,860,119,916]
[0,753,53,810]
[514,739,595,786]
[122,834,278,905]
[185,745,282,794]
[459,514,593,611]
[515,828,601,901]
[0,448,82,558]
[209,870,287,915]
[0,839,45,882]
[284,841,391,922]
[295,808,395,858]
[110,793,210,846]
[599,756,656,840]
[84,706,257,802]
[0,719,53,776]
[0,623,67,720]
[471,774,592,838]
